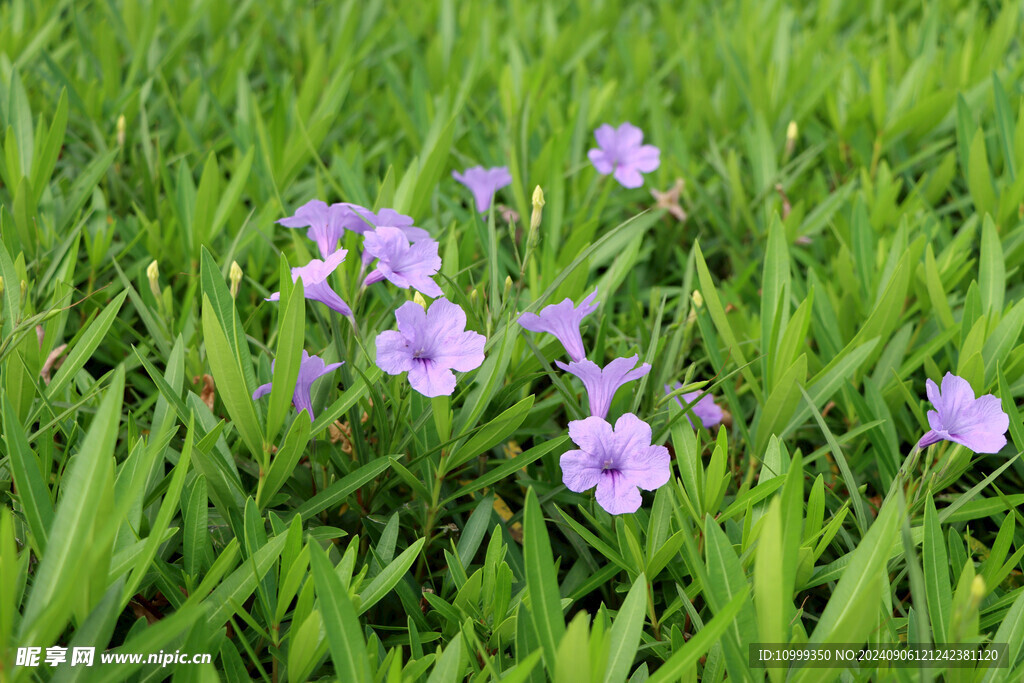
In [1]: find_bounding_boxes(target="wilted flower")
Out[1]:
[665,383,722,429]
[517,289,599,362]
[917,373,1009,453]
[252,351,343,421]
[453,166,512,213]
[375,299,486,397]
[266,249,352,316]
[587,122,660,188]
[363,227,444,298]
[556,355,651,419]
[651,179,686,221]
[561,413,670,515]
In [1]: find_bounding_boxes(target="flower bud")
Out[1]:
[692,290,704,308]
[0,276,4,296]
[116,114,127,148]
[147,260,160,300]
[970,575,986,607]
[529,185,544,245]
[785,120,798,158]
[503,275,513,300]
[413,291,427,309]
[229,260,243,298]
[20,280,27,299]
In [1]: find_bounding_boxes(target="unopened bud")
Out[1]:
[785,121,798,158]
[970,575,986,606]
[116,114,126,147]
[147,260,160,299]
[692,290,704,308]
[469,289,478,306]
[0,276,4,296]
[529,185,544,242]
[20,280,27,299]
[412,291,427,309]
[229,260,243,298]
[503,275,513,300]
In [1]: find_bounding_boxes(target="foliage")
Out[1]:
[1,0,1024,680]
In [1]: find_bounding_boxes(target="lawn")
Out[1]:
[2,0,1024,681]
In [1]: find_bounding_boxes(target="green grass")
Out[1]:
[2,0,1024,680]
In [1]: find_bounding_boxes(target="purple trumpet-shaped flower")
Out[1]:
[266,249,352,316]
[665,383,723,429]
[453,166,512,213]
[363,227,444,298]
[252,350,343,421]
[277,200,350,258]
[556,355,652,419]
[587,123,660,189]
[917,373,1009,453]
[376,299,486,397]
[518,289,599,363]
[561,413,670,515]
[333,203,429,240]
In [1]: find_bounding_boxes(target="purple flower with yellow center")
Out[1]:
[277,200,350,258]
[665,382,723,429]
[556,355,651,419]
[376,299,486,397]
[587,123,660,189]
[561,413,670,515]
[363,226,444,298]
[266,249,352,316]
[453,166,512,213]
[517,289,599,362]
[917,373,1009,453]
[252,351,343,421]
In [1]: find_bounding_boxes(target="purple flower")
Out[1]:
[518,289,599,362]
[278,200,430,258]
[561,413,670,515]
[333,203,428,240]
[665,383,723,429]
[363,227,444,298]
[266,249,352,316]
[277,200,349,258]
[587,123,660,189]
[252,351,343,421]
[375,299,486,397]
[453,166,512,213]
[917,373,1009,453]
[556,355,651,419]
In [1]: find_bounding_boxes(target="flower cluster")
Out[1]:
[518,290,681,515]
[255,199,487,420]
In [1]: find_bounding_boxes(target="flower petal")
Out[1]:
[595,471,643,515]
[559,449,603,493]
[407,358,457,397]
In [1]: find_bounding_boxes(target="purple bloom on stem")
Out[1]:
[665,382,723,429]
[917,373,1009,453]
[252,351,343,421]
[587,123,660,189]
[266,249,353,316]
[363,227,444,298]
[277,200,349,258]
[453,166,513,212]
[518,289,599,362]
[561,413,670,515]
[375,299,486,397]
[335,203,431,241]
[556,355,652,419]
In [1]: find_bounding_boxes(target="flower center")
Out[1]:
[601,458,616,472]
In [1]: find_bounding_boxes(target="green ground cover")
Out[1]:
[2,0,1024,680]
